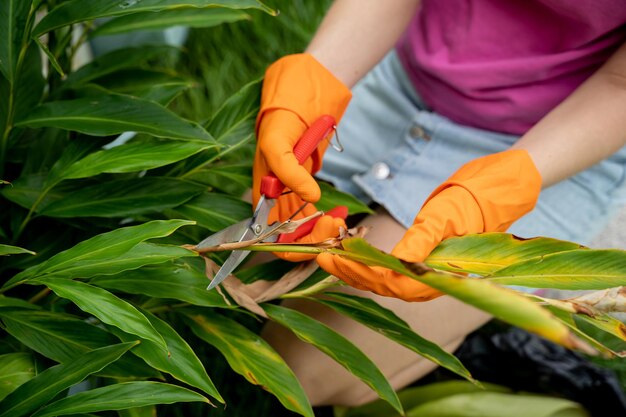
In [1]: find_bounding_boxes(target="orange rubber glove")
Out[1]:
[253,54,352,261]
[317,149,542,301]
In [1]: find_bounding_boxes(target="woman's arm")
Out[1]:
[513,41,626,188]
[306,0,421,88]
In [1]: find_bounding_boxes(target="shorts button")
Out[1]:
[372,162,391,180]
[409,124,431,140]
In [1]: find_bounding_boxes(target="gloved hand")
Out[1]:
[253,54,352,261]
[317,150,542,301]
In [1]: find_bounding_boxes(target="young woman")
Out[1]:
[255,0,626,406]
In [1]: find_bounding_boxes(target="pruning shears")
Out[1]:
[196,115,347,290]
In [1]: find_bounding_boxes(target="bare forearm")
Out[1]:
[513,41,626,188]
[306,0,421,88]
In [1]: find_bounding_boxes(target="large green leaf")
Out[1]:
[179,79,260,177]
[39,178,204,218]
[34,0,275,36]
[92,8,249,37]
[0,244,34,256]
[0,295,39,309]
[405,392,587,417]
[0,309,160,379]
[335,238,577,349]
[0,310,117,362]
[64,46,182,87]
[14,94,213,141]
[0,342,136,417]
[185,310,313,417]
[486,249,626,289]
[33,278,167,350]
[81,69,193,105]
[13,41,45,120]
[0,0,31,83]
[23,243,194,281]
[312,292,474,383]
[5,219,193,286]
[31,382,210,417]
[426,233,583,275]
[263,303,403,414]
[189,163,251,196]
[89,263,230,308]
[316,182,374,216]
[60,140,215,180]
[206,77,260,142]
[343,380,511,417]
[110,310,223,402]
[0,353,35,401]
[169,192,250,231]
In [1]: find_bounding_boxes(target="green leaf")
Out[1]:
[118,406,156,417]
[426,233,583,275]
[169,192,250,231]
[81,70,192,105]
[0,244,34,256]
[38,242,196,279]
[89,263,230,308]
[34,0,275,36]
[190,163,251,196]
[405,392,587,417]
[0,295,39,310]
[180,79,260,176]
[0,353,35,401]
[0,342,136,417]
[0,0,31,83]
[313,292,475,383]
[185,311,313,417]
[60,140,215,180]
[13,41,45,122]
[486,249,626,290]
[34,36,64,77]
[6,219,193,285]
[92,8,249,37]
[336,238,577,350]
[0,310,117,362]
[31,382,210,417]
[0,309,161,379]
[39,178,204,218]
[110,310,223,402]
[64,46,182,87]
[263,303,403,415]
[206,77,261,142]
[15,94,213,142]
[33,278,167,350]
[317,182,374,215]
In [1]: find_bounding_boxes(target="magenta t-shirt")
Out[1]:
[396,0,626,134]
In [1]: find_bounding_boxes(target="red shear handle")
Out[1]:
[261,115,336,199]
[277,206,348,243]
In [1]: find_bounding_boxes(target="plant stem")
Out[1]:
[13,183,55,242]
[28,287,50,304]
[146,302,190,315]
[0,2,39,178]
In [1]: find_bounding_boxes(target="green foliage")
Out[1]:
[1,1,624,416]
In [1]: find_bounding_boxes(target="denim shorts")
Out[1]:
[318,50,626,247]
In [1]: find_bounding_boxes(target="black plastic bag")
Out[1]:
[454,327,626,416]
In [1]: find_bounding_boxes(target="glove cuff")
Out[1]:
[256,53,352,135]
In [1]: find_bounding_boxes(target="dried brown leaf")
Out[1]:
[255,261,320,303]
[221,276,268,318]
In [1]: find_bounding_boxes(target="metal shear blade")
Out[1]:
[199,196,275,290]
